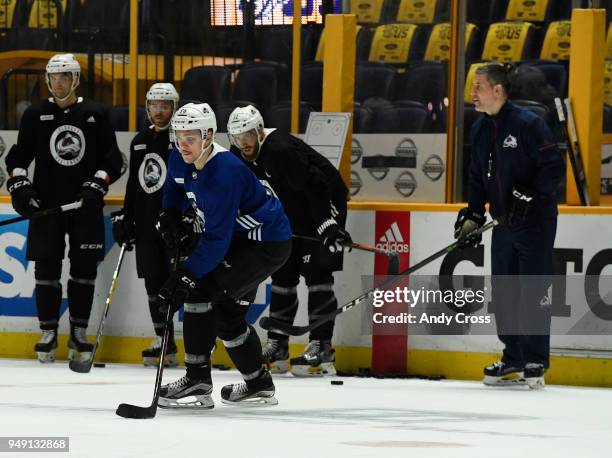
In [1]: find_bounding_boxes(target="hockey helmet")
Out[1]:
[46,54,80,101]
[145,83,179,129]
[171,103,217,142]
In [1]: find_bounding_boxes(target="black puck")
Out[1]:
[331,380,344,385]
[93,363,106,368]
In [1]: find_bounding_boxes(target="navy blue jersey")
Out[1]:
[163,142,292,278]
[468,101,565,219]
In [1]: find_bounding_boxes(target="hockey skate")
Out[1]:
[262,339,289,374]
[483,360,526,386]
[524,363,546,390]
[290,340,336,377]
[221,369,278,406]
[68,327,93,363]
[142,336,179,367]
[158,375,214,409]
[34,329,58,363]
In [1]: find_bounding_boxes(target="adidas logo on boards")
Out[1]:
[376,222,409,253]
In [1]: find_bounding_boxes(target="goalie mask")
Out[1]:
[46,54,80,102]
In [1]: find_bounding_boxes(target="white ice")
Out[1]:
[0,359,611,458]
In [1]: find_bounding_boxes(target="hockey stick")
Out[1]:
[554,97,590,206]
[69,244,127,373]
[260,219,499,336]
[292,233,400,275]
[116,249,179,419]
[0,200,83,228]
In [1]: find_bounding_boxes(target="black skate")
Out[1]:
[34,329,58,363]
[158,375,214,409]
[262,339,289,374]
[290,340,336,377]
[483,360,525,386]
[142,336,178,367]
[524,363,546,390]
[221,369,278,406]
[68,327,93,363]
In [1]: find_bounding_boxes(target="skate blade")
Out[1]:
[266,359,289,374]
[37,351,56,363]
[526,377,545,390]
[143,354,179,368]
[221,393,278,407]
[483,373,526,387]
[291,362,336,377]
[158,395,214,409]
[68,349,92,363]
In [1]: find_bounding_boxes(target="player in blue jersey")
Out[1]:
[155,103,292,408]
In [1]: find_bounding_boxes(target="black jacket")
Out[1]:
[468,101,565,220]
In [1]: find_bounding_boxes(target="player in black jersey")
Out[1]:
[227,105,352,377]
[5,54,123,363]
[110,82,183,367]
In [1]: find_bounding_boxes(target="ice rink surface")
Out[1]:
[1,359,611,458]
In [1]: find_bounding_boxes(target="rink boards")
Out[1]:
[0,201,611,387]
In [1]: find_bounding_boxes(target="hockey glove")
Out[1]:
[505,186,534,226]
[179,207,202,257]
[77,176,108,211]
[7,175,41,217]
[454,207,486,248]
[110,209,136,251]
[156,208,194,253]
[321,224,353,253]
[158,269,198,316]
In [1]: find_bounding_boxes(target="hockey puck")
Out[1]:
[331,380,344,385]
[93,363,106,368]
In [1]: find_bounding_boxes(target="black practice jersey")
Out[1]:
[124,125,173,242]
[5,97,123,206]
[230,129,349,235]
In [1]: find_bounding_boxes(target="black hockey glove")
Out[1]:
[505,186,534,226]
[179,207,202,257]
[77,176,108,211]
[158,269,198,316]
[454,207,486,248]
[321,224,353,253]
[156,208,194,253]
[110,209,136,251]
[7,175,41,217]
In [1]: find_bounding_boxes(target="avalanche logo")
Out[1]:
[376,222,409,253]
[503,134,518,149]
[138,153,166,194]
[50,125,86,166]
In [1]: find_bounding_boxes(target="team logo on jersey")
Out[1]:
[138,153,167,194]
[50,125,86,166]
[503,134,518,149]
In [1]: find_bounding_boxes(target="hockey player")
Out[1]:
[5,53,123,363]
[227,105,352,377]
[110,82,182,367]
[156,103,292,407]
[457,63,564,389]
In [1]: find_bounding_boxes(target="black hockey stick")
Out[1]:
[292,233,400,275]
[260,219,499,336]
[116,249,179,419]
[69,244,127,373]
[0,200,83,228]
[554,97,590,206]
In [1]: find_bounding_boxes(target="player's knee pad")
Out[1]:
[68,259,98,280]
[34,260,62,281]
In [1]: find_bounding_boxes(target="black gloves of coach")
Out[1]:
[77,176,108,211]
[321,224,353,253]
[7,175,41,217]
[110,209,136,251]
[454,207,486,248]
[505,186,534,226]
[157,269,198,316]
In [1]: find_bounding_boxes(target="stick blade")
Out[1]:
[116,403,157,419]
[68,359,93,373]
